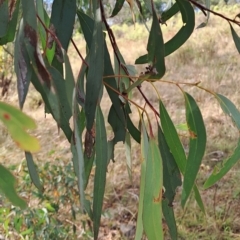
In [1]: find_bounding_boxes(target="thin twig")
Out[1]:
[36,14,63,49]
[70,38,89,67]
[189,0,240,26]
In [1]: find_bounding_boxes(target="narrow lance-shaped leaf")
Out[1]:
[14,19,31,109]
[72,88,87,212]
[135,0,195,64]
[146,6,165,79]
[215,93,240,129]
[50,0,76,50]
[143,136,163,240]
[230,23,240,54]
[204,140,240,189]
[161,3,179,23]
[77,10,126,126]
[135,118,148,240]
[0,0,8,38]
[160,100,205,212]
[125,132,132,181]
[93,105,108,240]
[0,164,27,209]
[0,0,20,45]
[158,126,180,239]
[204,93,240,188]
[25,152,43,192]
[181,92,206,207]
[85,8,104,131]
[110,0,125,17]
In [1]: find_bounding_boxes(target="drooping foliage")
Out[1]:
[1,0,240,239]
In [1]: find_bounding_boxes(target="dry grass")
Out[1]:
[1,4,240,239]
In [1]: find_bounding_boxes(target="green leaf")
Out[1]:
[162,200,178,240]
[135,0,195,64]
[0,0,8,38]
[146,8,165,79]
[125,132,132,181]
[143,137,163,240]
[25,152,43,192]
[175,122,188,131]
[165,0,195,56]
[36,0,55,64]
[47,66,72,142]
[14,19,32,109]
[161,3,179,23]
[50,0,76,50]
[181,92,206,207]
[0,0,20,45]
[63,49,75,106]
[108,105,125,143]
[72,89,86,212]
[204,140,240,189]
[93,106,108,240]
[77,10,126,126]
[0,164,27,209]
[215,93,240,129]
[110,0,125,17]
[0,101,40,152]
[193,185,205,214]
[135,118,148,240]
[158,126,180,239]
[125,103,141,143]
[85,12,104,131]
[160,101,186,172]
[158,126,181,206]
[230,23,240,53]
[160,100,204,212]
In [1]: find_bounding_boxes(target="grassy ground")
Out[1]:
[1,4,240,239]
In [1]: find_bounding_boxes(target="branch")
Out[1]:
[189,0,240,26]
[99,0,160,118]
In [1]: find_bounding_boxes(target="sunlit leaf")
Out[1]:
[0,164,27,209]
[0,101,40,152]
[93,105,108,240]
[182,92,206,207]
[135,118,148,240]
[143,137,163,240]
